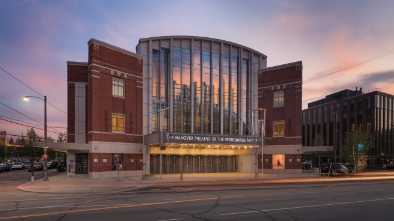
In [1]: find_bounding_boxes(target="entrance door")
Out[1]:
[75,153,88,174]
[206,156,216,173]
[194,156,204,173]
[169,155,180,173]
[228,156,236,172]
[219,156,228,172]
[183,155,192,173]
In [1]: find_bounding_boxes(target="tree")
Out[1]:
[9,138,14,146]
[340,126,371,171]
[313,134,325,146]
[58,132,67,142]
[23,128,44,177]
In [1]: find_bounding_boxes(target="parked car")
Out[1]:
[302,162,313,170]
[321,163,348,175]
[46,160,58,169]
[320,163,331,173]
[342,163,354,172]
[28,162,43,171]
[0,163,11,173]
[12,162,24,170]
[383,162,394,170]
[22,161,31,169]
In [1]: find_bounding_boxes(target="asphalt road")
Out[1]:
[0,168,64,192]
[1,177,394,220]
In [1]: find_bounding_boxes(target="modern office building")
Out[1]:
[302,88,394,167]
[64,36,304,178]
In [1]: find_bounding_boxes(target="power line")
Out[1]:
[0,114,42,127]
[0,65,68,117]
[0,101,64,134]
[0,114,66,130]
[0,101,43,127]
[0,66,44,97]
[0,117,61,134]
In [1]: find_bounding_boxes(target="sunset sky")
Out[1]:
[1,0,394,140]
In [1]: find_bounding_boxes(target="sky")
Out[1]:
[1,0,394,140]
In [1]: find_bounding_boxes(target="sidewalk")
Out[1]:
[17,171,394,194]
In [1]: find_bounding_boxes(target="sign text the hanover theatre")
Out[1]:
[167,134,260,145]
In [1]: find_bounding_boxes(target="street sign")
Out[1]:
[33,142,40,147]
[42,153,48,160]
[358,143,364,150]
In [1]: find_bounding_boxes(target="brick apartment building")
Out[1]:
[257,61,303,173]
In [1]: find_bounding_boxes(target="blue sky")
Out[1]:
[1,0,394,139]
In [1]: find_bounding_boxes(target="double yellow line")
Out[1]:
[0,197,222,220]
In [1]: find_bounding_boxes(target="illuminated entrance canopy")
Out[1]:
[166,133,260,145]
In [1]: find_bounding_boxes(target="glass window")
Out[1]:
[231,56,238,134]
[273,121,285,136]
[241,59,248,135]
[112,114,125,132]
[272,154,285,169]
[112,154,123,171]
[112,77,124,97]
[273,91,284,107]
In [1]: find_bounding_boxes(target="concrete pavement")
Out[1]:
[17,171,394,194]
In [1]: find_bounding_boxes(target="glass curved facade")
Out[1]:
[137,36,267,136]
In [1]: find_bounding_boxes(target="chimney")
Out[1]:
[360,87,362,92]
[356,87,358,91]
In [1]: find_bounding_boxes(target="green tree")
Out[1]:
[313,134,325,146]
[23,128,44,177]
[303,134,334,167]
[340,126,371,171]
[9,138,14,146]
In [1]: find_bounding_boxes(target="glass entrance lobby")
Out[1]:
[150,155,237,174]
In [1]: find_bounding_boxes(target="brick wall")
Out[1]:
[123,154,143,170]
[89,153,112,172]
[258,62,303,146]
[285,154,302,169]
[86,39,144,144]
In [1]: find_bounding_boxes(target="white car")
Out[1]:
[12,162,24,169]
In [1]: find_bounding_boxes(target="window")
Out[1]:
[273,91,284,107]
[112,154,123,171]
[273,121,285,136]
[112,114,125,132]
[112,77,124,97]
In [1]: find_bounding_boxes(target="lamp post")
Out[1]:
[251,108,266,179]
[24,95,48,181]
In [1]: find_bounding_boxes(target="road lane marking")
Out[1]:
[220,197,394,216]
[0,197,226,220]
[157,218,183,221]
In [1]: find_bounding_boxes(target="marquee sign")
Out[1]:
[166,133,261,145]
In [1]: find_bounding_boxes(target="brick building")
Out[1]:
[66,39,143,178]
[257,61,303,173]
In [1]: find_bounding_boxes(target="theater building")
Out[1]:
[64,36,304,178]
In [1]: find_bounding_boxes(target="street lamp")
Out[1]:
[24,95,49,181]
[251,108,266,179]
